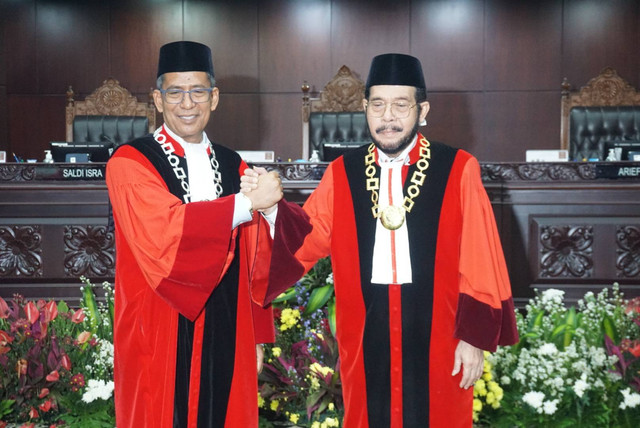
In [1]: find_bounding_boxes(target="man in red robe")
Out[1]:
[106,41,310,428]
[248,53,519,427]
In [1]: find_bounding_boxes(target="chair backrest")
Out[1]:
[302,65,368,161]
[66,78,156,144]
[561,67,640,161]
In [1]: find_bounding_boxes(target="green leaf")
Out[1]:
[602,313,619,344]
[272,287,297,303]
[304,284,334,315]
[327,299,337,337]
[0,399,15,418]
[563,307,577,347]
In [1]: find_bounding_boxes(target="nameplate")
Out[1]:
[595,164,640,179]
[33,164,107,181]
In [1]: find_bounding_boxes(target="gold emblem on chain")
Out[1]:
[365,135,431,230]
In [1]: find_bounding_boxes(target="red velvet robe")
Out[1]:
[293,136,519,428]
[106,137,310,428]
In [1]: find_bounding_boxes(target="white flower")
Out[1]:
[522,391,545,410]
[81,379,115,403]
[543,399,559,415]
[537,343,558,356]
[620,388,640,409]
[573,375,588,398]
[541,289,564,305]
[500,375,511,385]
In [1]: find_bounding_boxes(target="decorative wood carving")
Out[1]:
[616,225,640,278]
[65,77,156,142]
[561,67,640,151]
[63,225,115,277]
[539,225,594,278]
[0,164,36,182]
[0,226,43,277]
[481,163,596,182]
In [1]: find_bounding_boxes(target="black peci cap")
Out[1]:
[365,53,426,92]
[157,41,214,78]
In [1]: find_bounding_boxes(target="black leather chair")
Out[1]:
[302,66,368,161]
[72,115,150,145]
[308,111,369,161]
[561,68,640,161]
[569,106,640,161]
[66,78,155,146]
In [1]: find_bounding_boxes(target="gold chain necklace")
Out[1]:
[365,135,431,230]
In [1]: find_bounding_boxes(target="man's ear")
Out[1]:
[210,87,220,112]
[152,89,164,113]
[419,101,430,121]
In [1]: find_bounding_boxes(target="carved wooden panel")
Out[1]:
[63,225,115,278]
[616,225,640,278]
[539,225,594,278]
[0,225,43,278]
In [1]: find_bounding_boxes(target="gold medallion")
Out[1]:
[380,205,405,230]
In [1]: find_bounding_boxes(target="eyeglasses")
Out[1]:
[366,101,417,118]
[160,88,214,104]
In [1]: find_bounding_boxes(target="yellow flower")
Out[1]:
[486,391,496,405]
[279,308,301,331]
[257,394,264,408]
[272,347,282,357]
[473,379,487,397]
[482,371,492,381]
[310,376,320,389]
[491,400,501,409]
[328,402,335,411]
[310,362,334,377]
[473,398,483,412]
[270,400,279,411]
[311,422,321,428]
[325,417,340,427]
[290,413,300,424]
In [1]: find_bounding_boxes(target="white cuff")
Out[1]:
[232,193,253,228]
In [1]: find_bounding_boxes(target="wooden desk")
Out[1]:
[1,162,639,306]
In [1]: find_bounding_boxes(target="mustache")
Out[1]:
[375,125,403,133]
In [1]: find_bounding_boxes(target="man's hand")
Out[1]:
[256,344,264,374]
[452,340,484,389]
[241,167,282,214]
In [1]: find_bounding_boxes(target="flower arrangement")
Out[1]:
[478,285,640,427]
[0,277,115,427]
[259,257,343,427]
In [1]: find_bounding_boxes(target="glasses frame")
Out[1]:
[159,87,214,104]
[365,101,418,118]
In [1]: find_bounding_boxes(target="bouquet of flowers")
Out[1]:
[0,277,115,427]
[259,258,343,428]
[478,285,640,427]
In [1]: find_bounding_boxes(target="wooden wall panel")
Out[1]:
[483,91,559,162]
[259,0,332,92]
[206,94,260,151]
[0,88,7,152]
[36,1,110,95]
[259,93,304,160]
[7,95,65,161]
[331,0,410,81]
[184,0,259,93]
[109,1,183,94]
[424,92,484,156]
[563,0,639,89]
[411,0,485,91]
[8,95,66,160]
[484,0,562,90]
[2,0,640,163]
[4,1,36,94]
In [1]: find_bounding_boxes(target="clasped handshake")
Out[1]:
[240,167,283,215]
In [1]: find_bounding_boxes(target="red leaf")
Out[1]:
[24,301,39,325]
[45,370,59,382]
